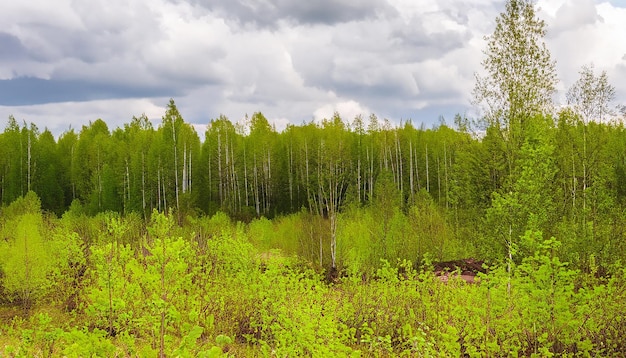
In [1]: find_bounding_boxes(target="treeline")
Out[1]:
[2,101,626,269]
[0,100,466,219]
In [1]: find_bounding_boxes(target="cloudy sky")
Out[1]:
[1,0,625,137]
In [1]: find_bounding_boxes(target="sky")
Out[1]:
[0,0,625,137]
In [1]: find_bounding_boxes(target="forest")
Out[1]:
[2,0,626,356]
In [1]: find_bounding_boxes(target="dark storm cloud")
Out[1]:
[186,0,397,27]
[0,77,181,106]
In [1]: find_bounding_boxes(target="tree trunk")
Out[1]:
[172,122,180,214]
[27,129,31,192]
[244,145,249,208]
[142,152,146,217]
[253,154,260,216]
[409,140,414,201]
[289,139,294,210]
[444,143,449,209]
[182,143,187,194]
[217,132,223,205]
[425,145,430,193]
[437,155,441,203]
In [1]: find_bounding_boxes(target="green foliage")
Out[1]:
[0,207,624,356]
[3,121,626,358]
[1,191,42,219]
[207,224,257,276]
[59,328,117,357]
[47,228,87,311]
[247,216,274,250]
[0,98,624,270]
[408,191,469,262]
[0,211,51,312]
[516,235,579,354]
[567,64,616,123]
[474,0,557,129]
[485,115,557,260]
[1,8,626,352]
[34,130,65,215]
[338,208,376,276]
[172,325,204,357]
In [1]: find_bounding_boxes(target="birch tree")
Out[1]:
[124,115,154,217]
[73,119,111,213]
[0,192,50,315]
[319,113,350,271]
[34,129,64,215]
[159,100,199,218]
[567,64,616,123]
[248,112,275,217]
[566,64,616,214]
[0,117,23,204]
[474,0,557,126]
[473,0,557,185]
[57,129,78,206]
[204,116,240,214]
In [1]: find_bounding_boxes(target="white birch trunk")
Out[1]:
[425,145,430,193]
[182,142,187,193]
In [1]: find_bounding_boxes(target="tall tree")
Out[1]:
[0,117,23,204]
[567,64,616,123]
[566,64,616,214]
[318,113,351,270]
[473,0,557,127]
[351,115,366,204]
[123,115,155,217]
[160,100,184,215]
[157,100,200,218]
[203,115,241,214]
[473,0,557,187]
[485,115,557,266]
[73,119,112,213]
[248,112,276,217]
[57,129,78,207]
[33,129,65,215]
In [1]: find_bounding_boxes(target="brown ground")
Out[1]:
[433,258,486,283]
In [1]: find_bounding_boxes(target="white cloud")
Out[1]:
[314,100,371,122]
[539,0,626,101]
[543,0,601,35]
[0,98,166,136]
[270,117,292,132]
[0,0,625,136]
